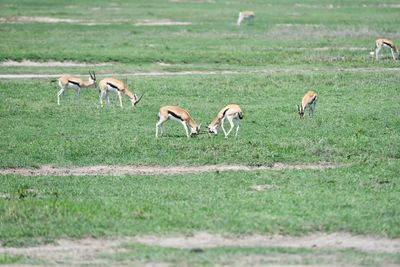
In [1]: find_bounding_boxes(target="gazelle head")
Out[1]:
[297,105,305,118]
[191,123,201,136]
[89,71,97,87]
[208,124,218,135]
[131,93,144,107]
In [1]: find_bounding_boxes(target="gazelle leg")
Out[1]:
[237,15,243,26]
[312,101,316,116]
[225,116,235,138]
[57,88,65,105]
[106,91,111,106]
[250,16,254,25]
[118,92,123,108]
[180,121,190,138]
[100,91,105,107]
[375,46,381,60]
[235,119,240,138]
[391,48,397,60]
[156,117,166,138]
[221,117,227,137]
[76,87,81,103]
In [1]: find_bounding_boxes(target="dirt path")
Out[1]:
[1,67,400,79]
[0,60,110,67]
[0,162,340,176]
[0,232,399,266]
[0,16,191,26]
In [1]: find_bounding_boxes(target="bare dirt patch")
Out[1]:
[134,19,192,26]
[378,3,400,8]
[0,16,193,26]
[2,67,400,79]
[0,16,82,24]
[0,60,110,67]
[0,162,340,177]
[267,24,400,39]
[0,232,399,266]
[0,16,129,26]
[130,232,400,252]
[294,3,338,9]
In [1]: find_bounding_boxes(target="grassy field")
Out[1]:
[0,0,400,266]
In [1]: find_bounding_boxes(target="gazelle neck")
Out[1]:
[124,88,136,100]
[187,117,198,129]
[209,116,220,128]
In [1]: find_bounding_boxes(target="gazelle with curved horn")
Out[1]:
[208,104,243,138]
[98,78,143,108]
[371,38,399,60]
[53,71,97,105]
[297,91,317,118]
[156,106,201,138]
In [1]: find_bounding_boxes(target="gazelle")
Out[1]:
[237,11,255,26]
[156,106,201,138]
[297,91,317,118]
[372,38,399,60]
[208,104,243,138]
[98,78,143,108]
[53,71,96,105]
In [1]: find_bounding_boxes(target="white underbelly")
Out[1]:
[168,114,183,122]
[60,81,80,90]
[106,86,119,94]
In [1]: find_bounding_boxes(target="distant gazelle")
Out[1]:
[297,91,317,118]
[156,106,201,138]
[371,38,399,60]
[208,104,243,138]
[98,78,143,108]
[53,71,97,105]
[237,11,255,26]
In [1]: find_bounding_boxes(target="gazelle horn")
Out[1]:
[134,93,144,105]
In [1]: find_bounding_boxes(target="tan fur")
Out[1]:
[156,106,200,138]
[208,104,243,138]
[374,38,399,60]
[98,78,138,108]
[55,72,96,105]
[298,91,317,118]
[237,11,255,26]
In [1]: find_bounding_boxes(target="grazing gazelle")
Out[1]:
[208,104,243,138]
[156,106,201,138]
[237,11,255,26]
[98,78,143,108]
[53,71,96,105]
[297,91,317,118]
[371,38,399,60]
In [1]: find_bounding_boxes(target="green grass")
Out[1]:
[0,254,25,265]
[0,0,400,68]
[0,0,400,265]
[0,72,399,167]
[1,162,399,247]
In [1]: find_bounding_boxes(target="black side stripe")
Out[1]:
[222,108,229,117]
[68,80,80,87]
[168,111,183,121]
[107,82,120,91]
[383,42,394,48]
[309,95,317,104]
